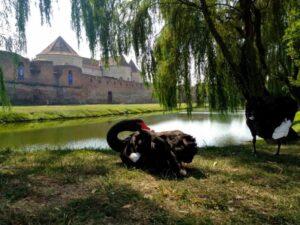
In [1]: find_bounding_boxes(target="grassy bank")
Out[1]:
[0,140,299,225]
[0,104,169,123]
[1,104,298,125]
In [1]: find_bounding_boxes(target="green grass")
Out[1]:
[0,104,169,123]
[0,112,169,134]
[0,140,299,225]
[0,110,299,224]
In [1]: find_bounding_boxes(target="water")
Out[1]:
[0,111,252,151]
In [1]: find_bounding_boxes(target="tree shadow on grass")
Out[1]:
[101,148,207,180]
[104,141,298,181]
[2,178,296,224]
[114,161,207,181]
[0,162,212,225]
[0,181,215,225]
[228,203,298,225]
[186,167,207,179]
[198,144,300,189]
[199,144,300,168]
[0,148,14,164]
[33,150,73,165]
[0,150,111,203]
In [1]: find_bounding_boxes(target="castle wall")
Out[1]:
[35,54,82,68]
[132,71,142,83]
[79,75,152,104]
[0,52,28,80]
[29,60,54,85]
[82,66,102,77]
[0,51,154,105]
[81,58,102,76]
[103,65,132,81]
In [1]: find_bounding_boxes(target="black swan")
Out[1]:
[106,119,198,176]
[245,96,298,155]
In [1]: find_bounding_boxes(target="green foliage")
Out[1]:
[0,67,11,110]
[284,6,300,83]
[0,0,53,107]
[132,1,153,57]
[15,0,29,50]
[206,45,243,112]
[151,2,210,112]
[71,0,130,61]
[13,0,53,46]
[195,81,207,107]
[153,27,185,110]
[39,0,52,25]
[1,0,300,109]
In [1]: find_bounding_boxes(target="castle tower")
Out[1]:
[129,60,142,82]
[35,36,82,68]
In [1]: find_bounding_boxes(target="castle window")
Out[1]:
[68,70,73,85]
[17,63,25,80]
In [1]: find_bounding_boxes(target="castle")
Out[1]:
[0,36,153,105]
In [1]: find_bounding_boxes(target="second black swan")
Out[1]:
[246,96,298,155]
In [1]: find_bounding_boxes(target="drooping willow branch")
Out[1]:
[0,67,11,109]
[0,0,299,109]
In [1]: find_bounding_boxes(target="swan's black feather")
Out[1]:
[245,96,298,155]
[106,120,198,175]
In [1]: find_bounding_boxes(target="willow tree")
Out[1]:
[0,0,52,106]
[1,0,299,111]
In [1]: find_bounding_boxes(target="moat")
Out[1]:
[0,111,252,151]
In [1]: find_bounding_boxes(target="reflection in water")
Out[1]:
[0,111,252,151]
[151,115,251,147]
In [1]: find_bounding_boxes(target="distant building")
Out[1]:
[0,36,153,105]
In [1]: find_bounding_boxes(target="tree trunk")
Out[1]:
[199,0,268,100]
[239,0,268,99]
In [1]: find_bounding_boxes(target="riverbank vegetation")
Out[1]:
[0,104,177,123]
[0,139,299,225]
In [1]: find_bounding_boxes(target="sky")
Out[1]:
[25,0,93,60]
[0,0,199,83]
[1,0,134,61]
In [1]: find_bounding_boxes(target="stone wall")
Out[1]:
[36,54,83,68]
[82,66,102,77]
[102,65,132,81]
[132,71,142,83]
[0,51,154,105]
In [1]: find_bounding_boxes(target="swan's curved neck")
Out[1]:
[107,120,146,152]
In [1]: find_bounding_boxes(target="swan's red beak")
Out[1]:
[140,121,151,131]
